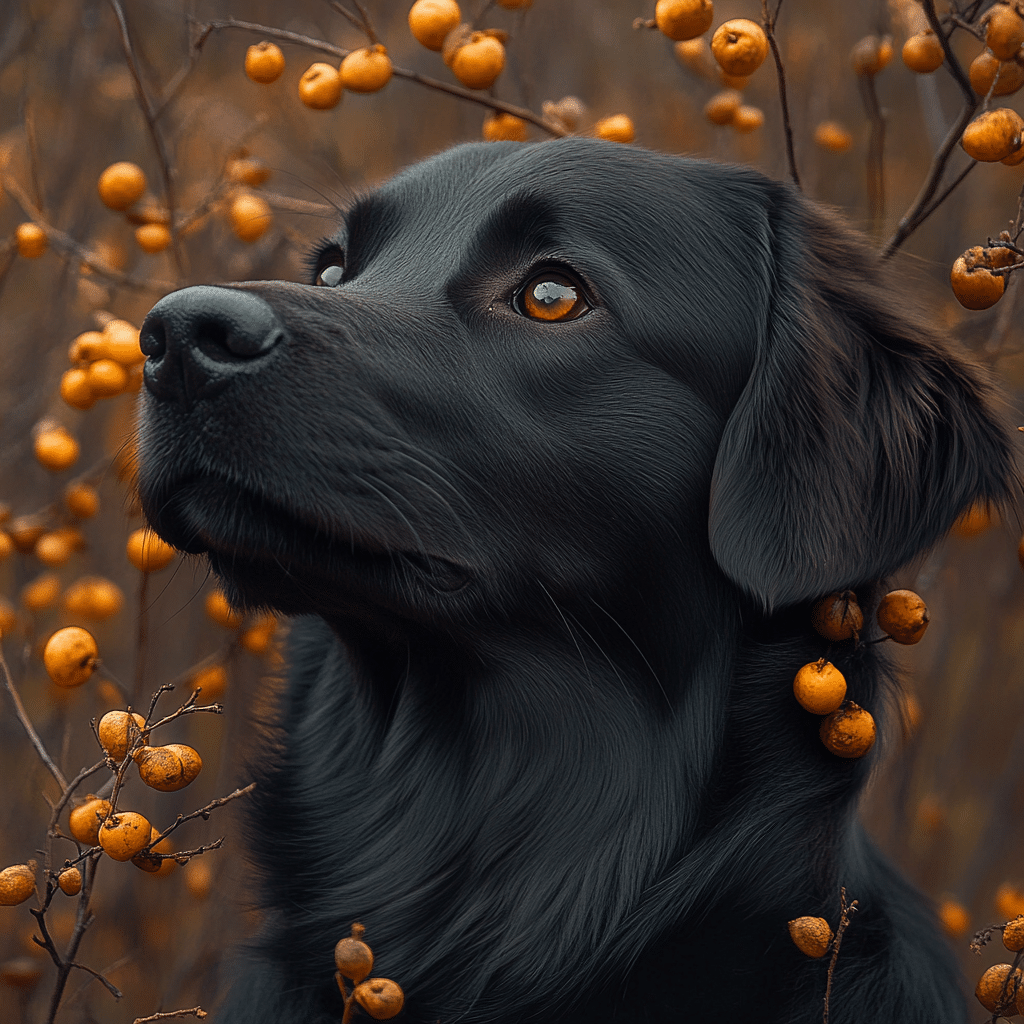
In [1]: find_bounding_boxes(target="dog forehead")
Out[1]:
[365,138,772,256]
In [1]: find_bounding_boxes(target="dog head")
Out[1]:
[138,138,1013,632]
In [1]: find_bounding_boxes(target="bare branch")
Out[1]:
[148,783,256,847]
[133,1009,208,1024]
[0,644,68,791]
[761,0,801,189]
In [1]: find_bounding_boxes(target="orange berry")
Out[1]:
[711,19,769,77]
[731,105,764,133]
[225,157,272,187]
[15,222,47,259]
[787,916,832,957]
[353,979,405,1020]
[0,957,43,988]
[937,898,969,937]
[951,247,1006,310]
[43,626,99,687]
[97,162,146,210]
[245,41,286,84]
[57,866,82,896]
[183,858,212,899]
[98,811,152,861]
[131,827,175,875]
[341,45,393,93]
[134,745,188,791]
[21,573,60,613]
[793,660,847,715]
[962,107,1024,162]
[997,883,1024,920]
[68,797,111,845]
[952,500,995,537]
[408,0,461,51]
[1004,916,1024,951]
[0,532,11,561]
[298,62,343,109]
[205,589,243,629]
[0,865,35,906]
[704,90,741,126]
[191,662,228,699]
[450,34,505,90]
[126,528,176,572]
[86,358,128,398]
[654,0,714,42]
[851,34,893,76]
[0,597,17,638]
[976,963,1021,1014]
[987,4,1024,61]
[241,616,277,656]
[594,114,635,143]
[811,590,863,641]
[98,710,147,761]
[902,30,944,74]
[674,37,708,71]
[876,589,929,645]
[100,319,145,366]
[68,330,105,363]
[820,701,876,758]
[63,576,123,620]
[35,532,73,567]
[482,112,528,141]
[134,222,171,254]
[335,936,374,982]
[34,425,79,471]
[229,193,273,244]
[969,51,1024,96]
[813,121,853,152]
[65,482,99,519]
[60,368,95,410]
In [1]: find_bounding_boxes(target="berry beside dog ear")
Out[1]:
[707,188,1017,611]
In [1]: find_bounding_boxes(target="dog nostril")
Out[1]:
[195,316,283,360]
[140,317,167,358]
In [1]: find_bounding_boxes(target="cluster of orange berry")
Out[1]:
[59,317,144,412]
[793,589,929,760]
[652,1,768,134]
[974,918,1024,1016]
[334,923,405,1021]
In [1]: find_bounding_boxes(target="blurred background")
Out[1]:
[0,0,1022,1020]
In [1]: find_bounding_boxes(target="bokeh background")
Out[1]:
[0,0,1022,1020]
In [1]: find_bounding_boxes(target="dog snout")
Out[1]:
[140,285,285,406]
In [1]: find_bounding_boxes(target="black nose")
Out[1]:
[140,285,285,406]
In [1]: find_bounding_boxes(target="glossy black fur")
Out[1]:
[136,139,1016,1024]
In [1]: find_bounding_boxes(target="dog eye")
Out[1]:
[516,271,589,322]
[316,264,345,287]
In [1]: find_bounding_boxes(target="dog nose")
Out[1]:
[140,285,285,406]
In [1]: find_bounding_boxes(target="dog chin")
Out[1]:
[142,475,473,614]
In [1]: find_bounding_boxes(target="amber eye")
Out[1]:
[517,271,589,322]
[316,263,344,287]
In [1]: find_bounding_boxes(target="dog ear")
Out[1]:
[708,189,1017,611]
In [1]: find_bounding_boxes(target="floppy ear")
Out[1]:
[708,186,1017,611]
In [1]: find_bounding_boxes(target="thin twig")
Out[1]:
[133,1008,208,1023]
[106,0,185,278]
[823,887,858,1024]
[858,73,886,237]
[148,783,256,847]
[881,0,977,258]
[67,961,122,999]
[0,644,68,791]
[761,0,800,189]
[193,18,566,137]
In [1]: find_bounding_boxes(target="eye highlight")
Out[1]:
[317,264,344,287]
[515,270,590,322]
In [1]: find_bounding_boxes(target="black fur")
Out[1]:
[136,138,1015,1024]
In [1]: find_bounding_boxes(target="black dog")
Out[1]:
[137,138,1014,1024]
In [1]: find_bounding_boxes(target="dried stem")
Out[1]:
[133,1008,208,1023]
[858,73,886,237]
[148,783,256,847]
[0,643,68,791]
[881,0,977,257]
[106,0,185,278]
[823,887,859,1024]
[193,18,566,137]
[761,0,800,190]
[133,570,150,699]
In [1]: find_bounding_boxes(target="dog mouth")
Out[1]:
[145,475,473,600]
